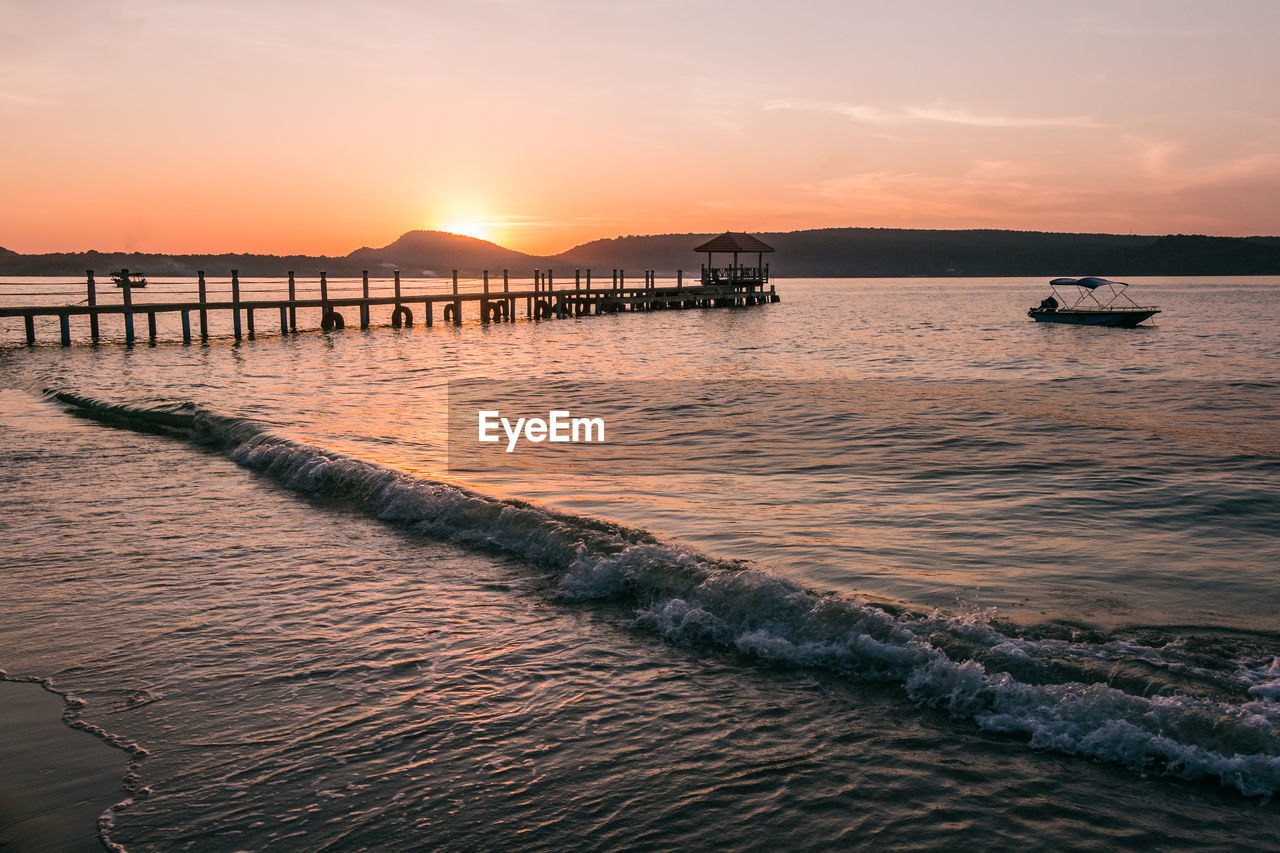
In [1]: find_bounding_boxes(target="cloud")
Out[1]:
[764,99,1104,129]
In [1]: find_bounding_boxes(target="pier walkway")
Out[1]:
[0,267,779,347]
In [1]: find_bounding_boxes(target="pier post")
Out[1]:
[287,271,297,332]
[246,307,255,339]
[86,270,99,343]
[279,305,288,335]
[451,270,461,326]
[182,310,191,344]
[24,313,35,346]
[122,270,135,344]
[59,313,70,346]
[425,299,433,327]
[504,269,512,322]
[147,311,157,344]
[197,271,209,340]
[481,270,491,324]
[361,270,370,329]
[231,269,242,341]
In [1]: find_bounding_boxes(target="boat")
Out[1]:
[112,269,148,289]
[1028,277,1159,327]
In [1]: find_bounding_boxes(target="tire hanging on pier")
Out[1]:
[321,310,345,331]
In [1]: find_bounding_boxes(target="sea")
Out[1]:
[1,275,1278,851]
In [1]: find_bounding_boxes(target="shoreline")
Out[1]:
[0,679,127,852]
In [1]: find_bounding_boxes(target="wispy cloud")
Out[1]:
[764,99,1104,129]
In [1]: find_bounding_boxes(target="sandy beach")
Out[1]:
[0,681,124,852]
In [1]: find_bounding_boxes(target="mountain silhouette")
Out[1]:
[2,228,1279,278]
[345,230,538,276]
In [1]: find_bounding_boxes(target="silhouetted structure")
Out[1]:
[695,232,773,289]
[2,265,780,347]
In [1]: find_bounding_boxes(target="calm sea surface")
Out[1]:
[1,277,1278,850]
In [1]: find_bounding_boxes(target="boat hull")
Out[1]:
[1029,308,1159,328]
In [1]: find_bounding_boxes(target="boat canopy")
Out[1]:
[1049,276,1127,289]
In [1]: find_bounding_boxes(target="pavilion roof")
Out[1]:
[693,232,775,254]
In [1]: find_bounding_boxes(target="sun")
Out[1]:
[435,220,496,243]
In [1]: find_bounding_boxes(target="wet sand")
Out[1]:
[0,681,124,852]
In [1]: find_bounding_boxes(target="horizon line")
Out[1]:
[4,225,1280,259]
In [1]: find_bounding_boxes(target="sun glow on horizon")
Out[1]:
[434,221,500,244]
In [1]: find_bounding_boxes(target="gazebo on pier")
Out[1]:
[695,232,774,289]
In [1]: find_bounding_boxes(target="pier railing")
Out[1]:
[0,267,780,347]
[700,265,769,286]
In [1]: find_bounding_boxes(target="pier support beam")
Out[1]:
[122,271,135,345]
[231,269,242,342]
[197,271,209,341]
[59,313,70,346]
[86,270,99,343]
[361,270,370,329]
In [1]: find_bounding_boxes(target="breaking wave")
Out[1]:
[48,389,1280,799]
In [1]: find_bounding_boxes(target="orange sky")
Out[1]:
[2,1,1278,256]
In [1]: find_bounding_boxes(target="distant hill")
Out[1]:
[345,230,538,276]
[553,229,1280,277]
[0,230,538,278]
[3,228,1280,278]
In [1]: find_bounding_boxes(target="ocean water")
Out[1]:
[1,277,1278,850]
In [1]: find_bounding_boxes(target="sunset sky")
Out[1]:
[2,0,1278,255]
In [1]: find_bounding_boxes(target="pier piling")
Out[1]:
[231,270,242,342]
[198,271,209,340]
[361,271,370,329]
[86,270,99,343]
[122,270,135,345]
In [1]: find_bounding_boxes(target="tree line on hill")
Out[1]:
[3,227,1279,279]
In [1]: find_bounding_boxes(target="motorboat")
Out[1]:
[112,269,148,288]
[1028,277,1159,327]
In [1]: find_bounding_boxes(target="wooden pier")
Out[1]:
[1,266,779,347]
